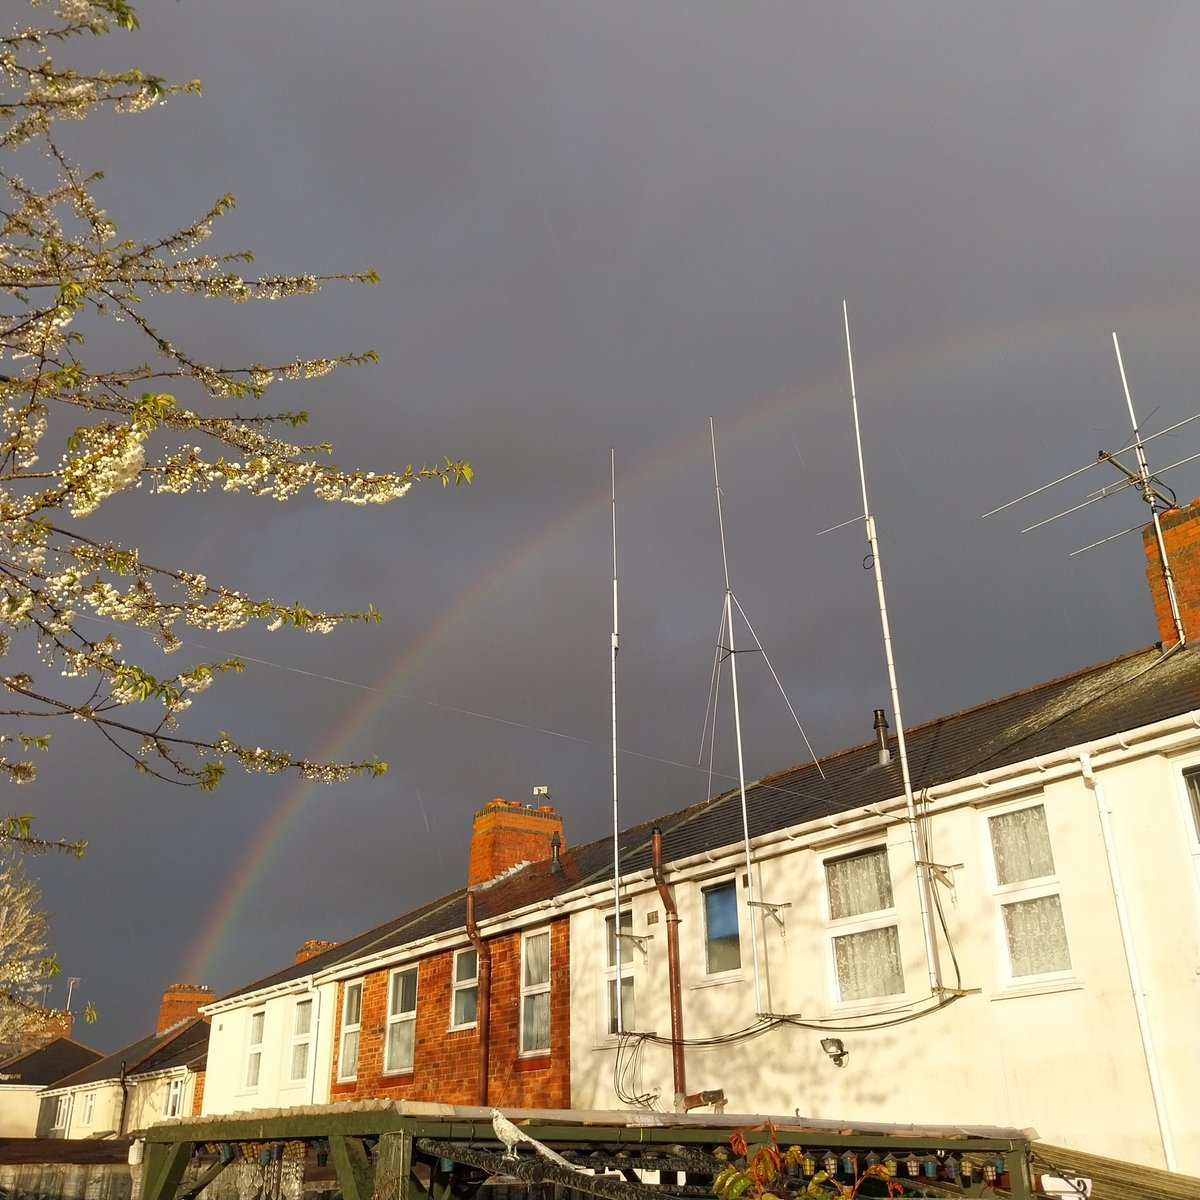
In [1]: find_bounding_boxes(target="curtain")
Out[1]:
[826,848,894,919]
[1003,895,1071,976]
[989,805,1055,884]
[833,925,904,1000]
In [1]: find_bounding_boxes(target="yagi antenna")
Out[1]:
[983,332,1189,647]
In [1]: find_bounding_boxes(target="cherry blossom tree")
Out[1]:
[0,0,471,793]
[0,845,71,1055]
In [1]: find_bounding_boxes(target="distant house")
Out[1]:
[41,985,211,1138]
[202,801,572,1115]
[0,1038,103,1137]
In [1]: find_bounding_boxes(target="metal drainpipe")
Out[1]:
[307,985,320,1107]
[465,889,492,1107]
[116,1061,128,1136]
[1078,751,1177,1170]
[651,828,687,1111]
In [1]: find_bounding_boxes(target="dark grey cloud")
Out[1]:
[21,0,1200,1048]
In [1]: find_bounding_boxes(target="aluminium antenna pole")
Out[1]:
[1113,333,1186,648]
[709,419,763,1015]
[843,302,943,996]
[610,451,624,1032]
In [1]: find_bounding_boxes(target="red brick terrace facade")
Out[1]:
[328,797,570,1108]
[328,921,570,1108]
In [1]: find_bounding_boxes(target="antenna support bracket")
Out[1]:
[918,860,963,889]
[617,931,652,960]
[749,899,792,934]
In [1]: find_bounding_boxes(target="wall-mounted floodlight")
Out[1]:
[820,1036,848,1067]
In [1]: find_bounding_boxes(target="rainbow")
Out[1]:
[178,303,1196,986]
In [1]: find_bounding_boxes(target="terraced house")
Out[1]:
[199,503,1200,1179]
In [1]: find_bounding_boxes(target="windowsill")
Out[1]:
[514,1053,551,1070]
[990,976,1082,1001]
[447,1023,478,1034]
[689,970,744,990]
[381,1069,415,1080]
[822,992,908,1016]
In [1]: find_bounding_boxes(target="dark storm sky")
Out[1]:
[18,1,1200,1049]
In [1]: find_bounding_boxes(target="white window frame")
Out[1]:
[78,1091,94,1127]
[701,880,741,976]
[450,948,479,1030]
[519,929,552,1056]
[338,981,363,1081]
[985,799,1073,986]
[244,1009,265,1089]
[604,910,635,1036]
[288,997,314,1083]
[163,1076,185,1118]
[51,1094,71,1133]
[383,966,418,1075]
[823,844,905,1004]
[1180,766,1200,893]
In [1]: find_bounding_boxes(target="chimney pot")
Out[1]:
[295,939,339,965]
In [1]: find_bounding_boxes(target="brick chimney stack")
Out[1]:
[295,939,339,965]
[156,983,213,1034]
[468,798,564,886]
[1143,500,1200,647]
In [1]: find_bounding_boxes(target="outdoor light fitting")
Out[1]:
[820,1036,848,1067]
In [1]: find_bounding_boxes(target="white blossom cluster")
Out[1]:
[0,1,468,788]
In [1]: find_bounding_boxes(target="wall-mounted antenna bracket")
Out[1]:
[748,898,792,935]
[616,931,652,960]
[918,860,963,889]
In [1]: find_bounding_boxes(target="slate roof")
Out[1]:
[0,1037,103,1087]
[219,640,1200,1005]
[47,1018,209,1091]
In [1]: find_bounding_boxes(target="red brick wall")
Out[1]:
[190,1069,205,1116]
[329,920,570,1109]
[1144,501,1200,646]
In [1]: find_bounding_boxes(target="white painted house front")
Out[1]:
[201,975,338,1117]
[566,505,1200,1177]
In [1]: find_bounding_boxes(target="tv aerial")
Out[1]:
[983,332,1200,648]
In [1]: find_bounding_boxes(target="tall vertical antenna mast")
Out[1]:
[610,450,624,1032]
[1113,333,1186,648]
[709,419,764,1015]
[843,302,943,996]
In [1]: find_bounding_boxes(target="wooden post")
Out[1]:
[376,1132,414,1200]
[139,1140,192,1200]
[329,1135,374,1200]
